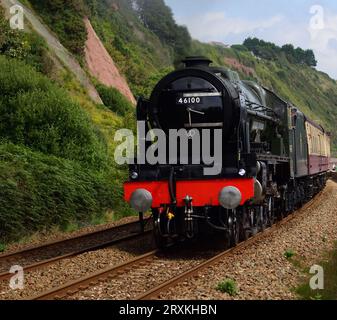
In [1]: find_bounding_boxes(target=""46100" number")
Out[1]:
[177,97,201,104]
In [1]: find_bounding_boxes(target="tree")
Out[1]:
[243,38,317,67]
[29,0,87,56]
[134,0,191,60]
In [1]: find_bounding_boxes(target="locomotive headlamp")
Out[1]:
[131,171,139,180]
[130,189,153,212]
[219,186,242,210]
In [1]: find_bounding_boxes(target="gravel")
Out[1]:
[69,246,220,300]
[0,234,154,300]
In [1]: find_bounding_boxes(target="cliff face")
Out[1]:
[0,0,103,104]
[84,18,136,105]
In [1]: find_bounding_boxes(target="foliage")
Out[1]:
[96,83,134,116]
[134,0,191,62]
[284,249,295,259]
[296,243,337,300]
[216,279,238,296]
[0,56,135,243]
[0,7,52,73]
[0,243,6,252]
[243,37,317,67]
[0,142,114,243]
[0,55,107,169]
[29,0,87,57]
[88,1,172,98]
[231,44,249,52]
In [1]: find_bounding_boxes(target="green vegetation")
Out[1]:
[28,0,87,57]
[0,54,131,243]
[244,37,317,67]
[96,83,134,117]
[284,249,296,259]
[216,279,238,296]
[0,7,53,73]
[134,0,191,62]
[87,0,173,97]
[27,0,176,97]
[0,55,107,169]
[297,244,337,300]
[0,142,114,243]
[0,243,6,252]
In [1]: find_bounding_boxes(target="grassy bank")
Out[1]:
[0,54,133,245]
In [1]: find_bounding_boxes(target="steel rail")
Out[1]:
[28,250,159,300]
[0,219,150,262]
[0,230,152,281]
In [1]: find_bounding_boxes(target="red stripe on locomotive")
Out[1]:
[124,178,255,208]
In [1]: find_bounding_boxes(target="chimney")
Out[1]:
[182,56,213,68]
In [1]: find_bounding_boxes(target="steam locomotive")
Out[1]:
[124,57,331,248]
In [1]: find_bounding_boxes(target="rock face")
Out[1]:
[84,18,136,105]
[224,57,256,78]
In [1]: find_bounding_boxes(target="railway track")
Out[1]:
[136,193,321,300]
[27,192,321,301]
[0,219,152,279]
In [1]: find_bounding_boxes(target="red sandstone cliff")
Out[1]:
[84,18,136,105]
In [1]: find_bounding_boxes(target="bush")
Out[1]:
[216,279,238,296]
[0,143,114,243]
[0,8,52,73]
[96,83,134,117]
[0,55,52,96]
[29,0,87,57]
[231,45,249,52]
[0,55,107,169]
[284,249,295,259]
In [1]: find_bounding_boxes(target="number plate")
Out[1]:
[176,97,202,105]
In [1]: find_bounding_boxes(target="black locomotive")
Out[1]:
[124,57,330,248]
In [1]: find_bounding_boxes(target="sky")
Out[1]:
[165,0,337,79]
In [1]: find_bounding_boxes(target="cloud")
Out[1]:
[179,12,284,42]
[177,9,337,79]
[308,12,337,78]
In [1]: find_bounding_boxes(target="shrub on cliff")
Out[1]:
[0,55,107,169]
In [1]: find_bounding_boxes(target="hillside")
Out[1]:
[1,0,337,245]
[24,0,336,153]
[0,2,133,245]
[190,40,337,154]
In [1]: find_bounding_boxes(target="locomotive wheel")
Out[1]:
[266,197,275,227]
[239,207,250,241]
[153,210,171,249]
[229,211,240,247]
[257,206,267,232]
[154,231,170,248]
